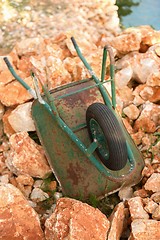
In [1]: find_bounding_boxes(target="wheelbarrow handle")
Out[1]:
[102,46,116,109]
[71,37,116,109]
[3,57,37,99]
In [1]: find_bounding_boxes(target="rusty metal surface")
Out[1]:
[32,79,144,199]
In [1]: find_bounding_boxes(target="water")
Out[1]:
[118,0,160,30]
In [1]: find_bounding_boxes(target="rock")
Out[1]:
[131,130,145,146]
[0,183,44,239]
[45,197,110,240]
[116,86,134,107]
[123,104,140,120]
[8,102,36,132]
[0,68,15,86]
[134,101,160,133]
[0,153,7,174]
[15,37,44,56]
[6,132,51,178]
[108,202,125,240]
[15,174,34,198]
[0,174,9,184]
[144,173,160,192]
[108,31,142,55]
[151,192,160,203]
[143,198,158,214]
[142,165,154,178]
[133,189,149,198]
[2,108,15,137]
[118,186,133,201]
[0,75,34,106]
[129,219,160,240]
[152,205,160,220]
[140,85,160,103]
[30,188,49,202]
[128,197,149,220]
[0,120,4,139]
[116,46,160,84]
[0,102,5,120]
[115,66,133,88]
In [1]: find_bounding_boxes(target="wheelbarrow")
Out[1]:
[4,37,144,200]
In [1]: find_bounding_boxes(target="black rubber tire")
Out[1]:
[86,102,128,171]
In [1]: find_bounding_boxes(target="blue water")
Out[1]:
[121,0,160,30]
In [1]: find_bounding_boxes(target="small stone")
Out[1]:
[131,130,145,145]
[49,181,57,191]
[123,104,140,120]
[0,183,44,239]
[142,165,154,178]
[155,45,160,57]
[151,192,160,203]
[0,174,9,184]
[2,109,15,137]
[152,205,160,220]
[30,188,49,202]
[133,189,149,198]
[0,102,5,120]
[108,31,141,55]
[134,101,160,133]
[108,202,125,240]
[15,175,34,198]
[128,197,149,220]
[117,86,134,107]
[115,66,133,89]
[0,75,34,106]
[54,192,63,201]
[144,173,160,193]
[45,197,110,240]
[118,186,133,201]
[143,198,158,214]
[129,219,160,240]
[6,132,51,178]
[8,102,36,132]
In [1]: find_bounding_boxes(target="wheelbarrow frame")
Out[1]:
[4,37,144,199]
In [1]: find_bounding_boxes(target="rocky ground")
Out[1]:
[0,1,160,240]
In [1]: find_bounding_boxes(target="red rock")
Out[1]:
[143,198,158,214]
[8,102,36,132]
[144,173,160,192]
[108,31,142,55]
[2,108,15,137]
[134,102,159,133]
[45,197,110,240]
[152,205,160,220]
[142,165,154,178]
[133,189,149,198]
[129,219,160,240]
[128,197,149,220]
[108,202,125,240]
[123,104,140,120]
[0,183,44,240]
[6,132,51,178]
[117,86,134,107]
[151,192,160,203]
[0,75,34,106]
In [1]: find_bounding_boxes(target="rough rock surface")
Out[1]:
[0,183,44,240]
[107,202,125,240]
[6,132,51,178]
[129,219,160,240]
[45,197,110,240]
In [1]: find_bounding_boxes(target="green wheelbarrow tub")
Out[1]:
[32,78,144,200]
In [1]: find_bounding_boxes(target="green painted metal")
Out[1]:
[4,38,144,200]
